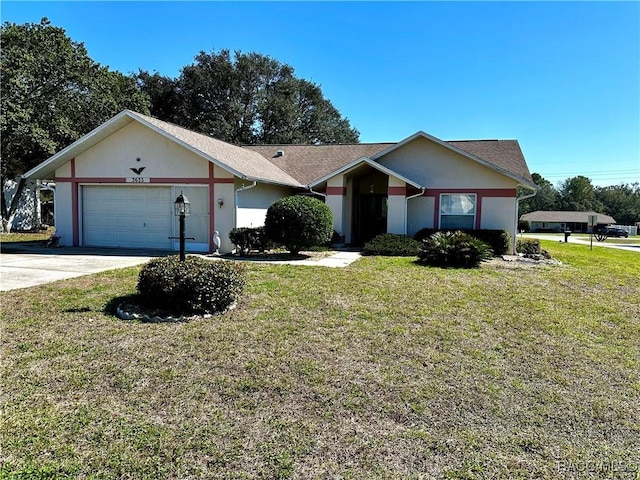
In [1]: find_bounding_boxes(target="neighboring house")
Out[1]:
[520,210,616,233]
[23,110,536,253]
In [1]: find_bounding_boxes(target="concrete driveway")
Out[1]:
[0,244,166,291]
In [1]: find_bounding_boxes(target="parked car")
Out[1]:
[594,226,629,238]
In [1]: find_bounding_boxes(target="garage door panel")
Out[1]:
[83,186,173,249]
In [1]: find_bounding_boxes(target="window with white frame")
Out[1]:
[440,193,476,229]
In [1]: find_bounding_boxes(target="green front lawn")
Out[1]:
[1,242,638,479]
[0,227,53,244]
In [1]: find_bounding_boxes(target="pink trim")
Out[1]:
[209,163,215,252]
[70,159,79,246]
[387,186,407,196]
[326,186,346,196]
[55,177,234,184]
[423,188,516,197]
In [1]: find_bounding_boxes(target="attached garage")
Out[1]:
[82,186,173,249]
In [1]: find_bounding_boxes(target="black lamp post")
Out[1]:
[174,191,190,261]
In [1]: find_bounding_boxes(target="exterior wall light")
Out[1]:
[217,198,224,208]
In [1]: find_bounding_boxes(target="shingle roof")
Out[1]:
[24,110,533,190]
[243,144,394,185]
[520,210,616,224]
[448,140,533,184]
[133,112,302,186]
[245,139,533,186]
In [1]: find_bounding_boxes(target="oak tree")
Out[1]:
[0,18,150,231]
[137,50,359,145]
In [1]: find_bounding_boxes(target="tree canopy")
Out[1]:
[1,18,150,230]
[520,173,640,226]
[518,173,560,215]
[1,18,150,181]
[137,50,360,145]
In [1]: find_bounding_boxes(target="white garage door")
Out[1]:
[83,186,173,249]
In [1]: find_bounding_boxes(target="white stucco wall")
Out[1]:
[387,176,406,234]
[235,181,294,228]
[75,122,208,178]
[407,196,435,234]
[53,182,73,246]
[213,182,235,253]
[326,174,346,236]
[481,197,516,232]
[378,136,517,190]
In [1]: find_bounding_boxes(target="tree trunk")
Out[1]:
[1,177,27,233]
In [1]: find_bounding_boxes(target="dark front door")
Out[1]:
[357,194,387,244]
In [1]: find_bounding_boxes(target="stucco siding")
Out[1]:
[378,136,517,189]
[407,196,435,235]
[481,197,516,231]
[74,122,208,179]
[213,183,235,253]
[56,163,71,177]
[53,182,73,246]
[235,181,294,229]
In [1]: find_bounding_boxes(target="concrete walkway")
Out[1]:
[214,250,362,268]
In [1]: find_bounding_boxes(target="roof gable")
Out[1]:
[24,110,302,187]
[372,131,534,187]
[243,143,393,185]
[308,156,423,189]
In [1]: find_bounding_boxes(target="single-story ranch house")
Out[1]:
[520,210,616,233]
[24,110,536,254]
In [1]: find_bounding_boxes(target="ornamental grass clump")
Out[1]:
[418,230,493,268]
[137,256,245,314]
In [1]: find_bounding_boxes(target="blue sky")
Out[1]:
[3,1,639,187]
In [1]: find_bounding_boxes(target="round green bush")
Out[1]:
[264,195,333,254]
[137,256,245,314]
[418,231,493,268]
[362,233,421,256]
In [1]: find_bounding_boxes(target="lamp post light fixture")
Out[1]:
[174,191,190,261]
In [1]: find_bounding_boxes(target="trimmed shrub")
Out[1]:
[516,238,551,259]
[362,233,421,256]
[229,227,272,255]
[418,231,493,268]
[137,256,245,314]
[414,228,510,256]
[264,195,333,255]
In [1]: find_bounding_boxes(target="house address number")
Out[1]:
[126,177,150,183]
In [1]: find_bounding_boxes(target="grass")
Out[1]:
[1,241,639,479]
[524,232,640,245]
[0,228,53,244]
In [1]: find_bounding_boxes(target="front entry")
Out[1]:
[355,193,387,244]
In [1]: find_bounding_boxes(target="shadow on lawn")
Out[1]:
[218,252,313,261]
[103,294,141,316]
